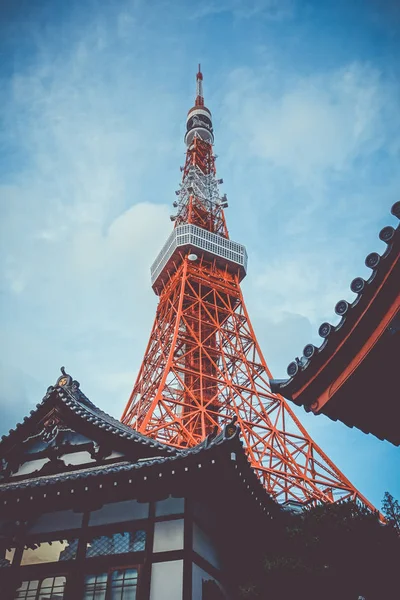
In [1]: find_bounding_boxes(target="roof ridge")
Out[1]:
[0,368,176,455]
[57,383,176,453]
[0,370,242,460]
[0,421,243,493]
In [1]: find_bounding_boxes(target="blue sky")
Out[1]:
[0,0,399,510]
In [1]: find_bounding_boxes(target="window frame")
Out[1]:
[13,574,68,600]
[83,563,142,600]
[10,517,149,570]
[85,528,147,560]
[19,537,80,566]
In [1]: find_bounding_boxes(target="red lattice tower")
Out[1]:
[121,66,376,509]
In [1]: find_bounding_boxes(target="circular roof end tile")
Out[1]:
[318,322,332,338]
[303,344,316,359]
[365,252,380,269]
[391,201,400,219]
[335,300,349,316]
[350,277,365,294]
[287,361,299,377]
[379,226,395,243]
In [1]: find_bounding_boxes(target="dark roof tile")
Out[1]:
[0,368,176,456]
[0,418,242,494]
[271,203,399,410]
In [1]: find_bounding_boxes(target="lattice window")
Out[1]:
[84,568,138,600]
[14,576,66,599]
[86,530,146,558]
[0,547,15,567]
[20,539,78,565]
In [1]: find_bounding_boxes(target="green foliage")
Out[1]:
[382,491,400,533]
[237,500,400,600]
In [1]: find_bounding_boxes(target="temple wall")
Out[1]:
[0,493,228,599]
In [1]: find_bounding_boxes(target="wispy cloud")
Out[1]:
[0,2,181,423]
[218,58,400,383]
[223,62,399,191]
[191,0,295,21]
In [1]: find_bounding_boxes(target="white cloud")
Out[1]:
[223,63,397,190]
[0,4,181,411]
[253,256,350,323]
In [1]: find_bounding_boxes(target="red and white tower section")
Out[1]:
[122,67,376,510]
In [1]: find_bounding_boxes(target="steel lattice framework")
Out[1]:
[121,67,376,510]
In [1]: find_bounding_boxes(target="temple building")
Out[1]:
[0,369,279,599]
[271,201,400,446]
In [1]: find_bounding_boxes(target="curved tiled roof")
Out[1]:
[0,418,241,494]
[0,367,176,455]
[0,369,269,508]
[271,201,400,416]
[0,408,278,521]
[57,385,174,450]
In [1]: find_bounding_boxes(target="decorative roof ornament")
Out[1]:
[204,426,219,447]
[224,416,239,439]
[56,367,80,391]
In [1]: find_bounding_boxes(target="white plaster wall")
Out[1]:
[150,560,183,600]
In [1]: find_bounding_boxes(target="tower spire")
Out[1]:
[121,69,376,513]
[195,63,204,107]
[177,66,228,238]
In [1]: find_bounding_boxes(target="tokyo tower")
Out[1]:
[121,66,375,510]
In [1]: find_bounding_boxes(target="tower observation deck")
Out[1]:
[121,67,377,511]
[151,66,247,294]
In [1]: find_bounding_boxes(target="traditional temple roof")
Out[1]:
[0,369,277,518]
[0,367,176,456]
[0,418,246,494]
[271,202,400,445]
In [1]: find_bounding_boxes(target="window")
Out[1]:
[14,576,66,599]
[20,539,78,565]
[28,510,83,534]
[84,568,138,600]
[150,561,183,600]
[0,547,16,567]
[155,496,184,517]
[153,519,184,553]
[11,459,50,478]
[87,530,146,558]
[60,451,96,466]
[89,500,149,526]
